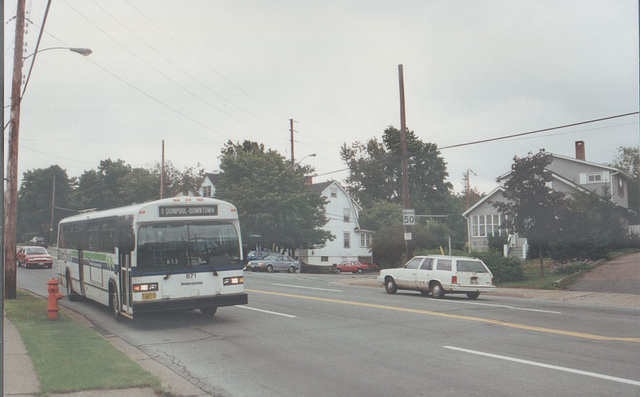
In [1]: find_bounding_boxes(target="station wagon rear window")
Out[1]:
[457,260,489,273]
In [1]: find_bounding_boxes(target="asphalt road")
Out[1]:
[17,261,640,397]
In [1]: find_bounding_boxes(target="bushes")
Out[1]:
[471,250,525,283]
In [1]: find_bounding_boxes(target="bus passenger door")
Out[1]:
[117,225,135,316]
[118,249,133,315]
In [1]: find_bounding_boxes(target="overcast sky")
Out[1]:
[4,0,639,197]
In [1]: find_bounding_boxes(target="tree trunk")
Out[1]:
[539,245,544,277]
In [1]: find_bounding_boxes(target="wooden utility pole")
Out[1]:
[5,0,27,300]
[160,140,165,199]
[290,119,295,169]
[398,65,411,260]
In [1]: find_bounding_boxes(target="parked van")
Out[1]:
[377,255,495,299]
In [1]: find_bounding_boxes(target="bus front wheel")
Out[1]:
[109,285,122,322]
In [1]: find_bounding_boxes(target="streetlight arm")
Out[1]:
[23,47,92,60]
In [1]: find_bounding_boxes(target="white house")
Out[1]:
[200,173,220,198]
[296,181,374,266]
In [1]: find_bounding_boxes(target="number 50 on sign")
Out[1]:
[403,209,415,225]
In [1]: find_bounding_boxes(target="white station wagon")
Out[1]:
[377,255,495,299]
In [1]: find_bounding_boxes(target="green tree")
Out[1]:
[358,201,403,231]
[17,166,75,243]
[341,126,453,215]
[119,168,159,204]
[151,161,206,197]
[493,150,568,276]
[72,159,132,210]
[549,189,628,262]
[216,140,332,254]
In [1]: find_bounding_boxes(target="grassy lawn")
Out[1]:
[498,260,563,289]
[4,290,162,394]
[497,248,640,289]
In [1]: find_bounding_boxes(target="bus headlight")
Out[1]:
[133,283,159,292]
[223,276,244,286]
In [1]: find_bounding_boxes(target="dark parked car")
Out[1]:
[17,246,54,269]
[29,236,47,248]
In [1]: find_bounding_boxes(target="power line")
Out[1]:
[439,112,639,150]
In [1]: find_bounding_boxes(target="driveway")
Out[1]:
[567,252,640,295]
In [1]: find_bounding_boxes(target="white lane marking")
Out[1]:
[431,299,561,314]
[236,305,297,318]
[444,346,640,386]
[272,283,342,293]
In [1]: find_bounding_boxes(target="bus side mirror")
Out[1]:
[119,231,135,252]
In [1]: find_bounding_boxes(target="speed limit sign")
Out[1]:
[403,209,415,225]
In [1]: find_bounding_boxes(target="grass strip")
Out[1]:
[5,290,161,394]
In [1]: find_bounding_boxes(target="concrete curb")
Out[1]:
[332,274,640,308]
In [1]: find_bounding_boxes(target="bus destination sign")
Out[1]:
[159,205,218,217]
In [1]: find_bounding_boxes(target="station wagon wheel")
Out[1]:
[357,268,363,274]
[200,307,217,316]
[288,266,296,273]
[431,282,445,299]
[266,265,274,273]
[384,278,398,294]
[466,291,480,300]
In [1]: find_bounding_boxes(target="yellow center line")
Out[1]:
[246,289,640,343]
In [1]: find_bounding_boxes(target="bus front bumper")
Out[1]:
[133,292,248,313]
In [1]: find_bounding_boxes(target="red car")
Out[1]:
[17,246,54,269]
[334,260,369,274]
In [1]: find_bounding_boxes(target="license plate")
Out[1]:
[38,262,44,266]
[471,277,478,284]
[142,292,156,300]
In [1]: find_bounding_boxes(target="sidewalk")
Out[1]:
[3,310,210,397]
[334,275,640,308]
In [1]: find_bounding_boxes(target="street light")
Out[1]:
[4,43,92,300]
[296,153,317,166]
[23,47,93,60]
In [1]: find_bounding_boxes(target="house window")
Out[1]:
[618,177,625,197]
[343,232,350,248]
[202,186,212,197]
[471,215,503,237]
[343,208,350,222]
[360,233,372,247]
[321,256,328,262]
[580,171,609,184]
[330,187,338,198]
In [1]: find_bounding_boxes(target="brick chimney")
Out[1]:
[575,141,585,161]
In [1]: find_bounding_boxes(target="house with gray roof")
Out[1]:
[462,141,632,257]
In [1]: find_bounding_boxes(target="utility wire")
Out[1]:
[122,0,291,122]
[439,112,639,150]
[87,0,285,141]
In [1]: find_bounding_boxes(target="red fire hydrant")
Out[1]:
[47,278,65,320]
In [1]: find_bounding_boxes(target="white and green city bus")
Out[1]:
[57,197,247,320]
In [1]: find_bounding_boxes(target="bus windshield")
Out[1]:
[136,222,241,273]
